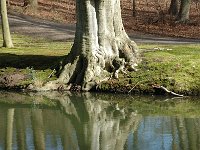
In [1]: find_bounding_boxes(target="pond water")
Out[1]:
[0,91,200,150]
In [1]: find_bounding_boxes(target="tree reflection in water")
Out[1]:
[0,92,199,150]
[0,92,141,150]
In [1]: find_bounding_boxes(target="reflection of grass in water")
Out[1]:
[125,97,200,117]
[0,91,199,117]
[0,91,58,108]
[93,93,200,117]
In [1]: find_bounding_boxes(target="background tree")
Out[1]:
[0,0,14,48]
[132,0,136,17]
[33,0,140,91]
[176,0,191,22]
[168,0,179,16]
[23,0,38,12]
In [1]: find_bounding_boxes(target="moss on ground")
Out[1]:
[0,33,200,95]
[98,44,200,96]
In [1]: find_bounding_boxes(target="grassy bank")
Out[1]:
[0,34,71,89]
[98,44,200,95]
[0,33,200,95]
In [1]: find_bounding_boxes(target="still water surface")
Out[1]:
[0,91,200,150]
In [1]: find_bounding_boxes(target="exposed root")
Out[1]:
[153,85,184,97]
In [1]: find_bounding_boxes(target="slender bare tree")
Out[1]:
[176,0,191,22]
[0,0,14,48]
[132,0,136,17]
[23,0,38,12]
[168,0,179,16]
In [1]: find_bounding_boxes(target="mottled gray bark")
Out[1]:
[176,0,191,22]
[32,0,139,91]
[168,0,179,16]
[0,0,14,48]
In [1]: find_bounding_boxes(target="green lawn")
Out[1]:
[99,44,200,95]
[0,33,200,95]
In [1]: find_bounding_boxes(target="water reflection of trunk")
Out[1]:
[176,117,188,150]
[177,117,200,150]
[57,93,141,150]
[176,117,200,150]
[185,118,198,150]
[31,109,45,150]
[171,117,178,150]
[61,116,79,150]
[5,109,14,150]
[16,109,27,150]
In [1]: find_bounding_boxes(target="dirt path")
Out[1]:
[8,13,200,44]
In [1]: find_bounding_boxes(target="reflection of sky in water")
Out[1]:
[127,116,200,150]
[26,128,34,150]
[128,116,175,150]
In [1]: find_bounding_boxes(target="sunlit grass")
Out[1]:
[0,34,72,56]
[0,33,72,88]
[99,44,200,95]
[0,32,200,94]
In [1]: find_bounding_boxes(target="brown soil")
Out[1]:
[8,0,200,39]
[0,73,27,88]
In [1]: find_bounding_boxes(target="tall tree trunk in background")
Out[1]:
[168,0,179,16]
[33,0,140,91]
[176,0,191,22]
[132,0,136,17]
[7,0,10,7]
[0,0,14,48]
[24,0,38,12]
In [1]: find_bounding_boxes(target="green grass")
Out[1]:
[99,44,200,95]
[0,33,72,88]
[0,33,200,95]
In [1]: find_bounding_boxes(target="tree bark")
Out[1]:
[0,0,14,48]
[176,0,191,22]
[168,0,179,16]
[33,0,140,91]
[132,0,136,17]
[23,0,38,12]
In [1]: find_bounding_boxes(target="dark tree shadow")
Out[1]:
[0,53,64,70]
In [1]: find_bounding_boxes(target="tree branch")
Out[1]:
[153,85,184,97]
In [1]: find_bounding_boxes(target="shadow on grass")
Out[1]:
[0,53,64,70]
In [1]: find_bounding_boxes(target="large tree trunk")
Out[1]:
[168,0,179,16]
[176,0,191,22]
[0,0,14,48]
[32,0,139,91]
